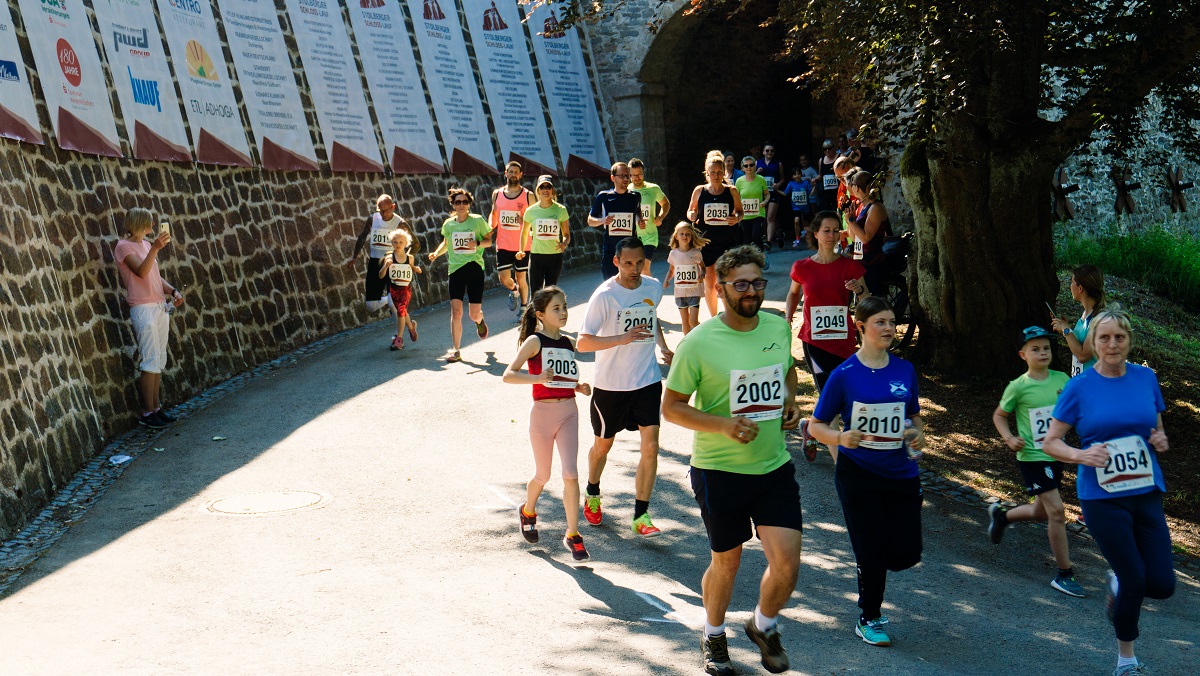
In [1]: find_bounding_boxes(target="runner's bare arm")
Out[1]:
[685,186,702,222]
[656,321,673,365]
[662,387,759,443]
[907,414,927,450]
[559,218,571,252]
[730,187,744,223]
[575,328,649,352]
[1149,415,1168,453]
[1043,419,1108,467]
[427,238,448,262]
[781,367,801,430]
[784,280,802,324]
[992,406,1025,452]
[655,196,670,226]
[501,336,548,384]
[809,417,862,449]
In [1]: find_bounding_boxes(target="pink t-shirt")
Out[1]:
[489,188,532,252]
[668,247,705,298]
[114,239,165,306]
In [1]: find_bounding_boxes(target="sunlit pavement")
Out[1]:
[2,250,1196,674]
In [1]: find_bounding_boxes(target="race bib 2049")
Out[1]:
[810,305,848,341]
[730,364,785,422]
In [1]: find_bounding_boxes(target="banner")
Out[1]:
[218,0,318,171]
[345,0,443,174]
[0,2,41,144]
[522,2,610,177]
[95,0,190,161]
[156,0,251,166]
[463,0,555,175]
[407,0,498,175]
[285,0,383,173]
[17,0,121,156]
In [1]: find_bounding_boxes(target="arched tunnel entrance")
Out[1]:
[635,1,825,214]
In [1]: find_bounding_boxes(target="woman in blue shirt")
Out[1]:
[1045,309,1174,676]
[809,296,926,648]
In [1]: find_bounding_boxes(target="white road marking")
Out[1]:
[636,590,704,629]
[487,485,519,507]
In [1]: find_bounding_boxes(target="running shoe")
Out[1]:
[987,503,1009,544]
[476,319,489,339]
[792,239,802,248]
[445,350,462,363]
[800,419,818,463]
[563,534,590,562]
[1051,571,1086,598]
[1113,661,1148,676]
[389,335,399,351]
[1105,570,1118,625]
[632,513,661,537]
[508,288,519,312]
[855,617,892,646]
[138,413,166,429]
[519,503,538,543]
[763,257,771,271]
[155,409,178,423]
[743,618,789,673]
[392,335,404,350]
[583,494,602,526]
[701,633,736,676]
[407,320,418,342]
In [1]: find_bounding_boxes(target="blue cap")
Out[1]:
[1021,326,1055,344]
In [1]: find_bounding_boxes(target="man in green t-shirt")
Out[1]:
[663,245,802,676]
[629,158,670,275]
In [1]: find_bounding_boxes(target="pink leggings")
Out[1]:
[529,398,580,483]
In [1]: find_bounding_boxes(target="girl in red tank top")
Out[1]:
[502,286,593,561]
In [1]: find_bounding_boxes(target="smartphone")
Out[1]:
[159,221,170,239]
[1044,301,1056,318]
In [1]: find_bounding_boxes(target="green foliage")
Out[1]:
[1056,223,1200,312]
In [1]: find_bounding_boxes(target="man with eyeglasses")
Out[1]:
[628,158,670,276]
[488,161,533,315]
[663,244,803,676]
[587,162,645,279]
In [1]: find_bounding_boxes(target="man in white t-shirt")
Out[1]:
[578,237,674,537]
[346,194,411,314]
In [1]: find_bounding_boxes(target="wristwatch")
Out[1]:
[1062,327,1073,337]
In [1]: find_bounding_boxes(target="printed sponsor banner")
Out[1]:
[156,0,252,166]
[17,0,122,156]
[522,2,610,177]
[218,0,319,171]
[0,2,42,144]
[95,0,191,161]
[284,0,383,173]
[463,0,556,175]
[408,0,498,175]
[346,0,443,174]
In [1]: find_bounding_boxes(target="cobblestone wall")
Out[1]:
[0,0,608,538]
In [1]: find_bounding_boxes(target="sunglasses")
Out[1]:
[742,164,754,168]
[719,279,768,292]
[452,200,471,205]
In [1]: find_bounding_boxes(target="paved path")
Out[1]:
[2,251,1196,675]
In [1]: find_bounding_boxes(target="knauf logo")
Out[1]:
[0,59,19,82]
[128,67,161,112]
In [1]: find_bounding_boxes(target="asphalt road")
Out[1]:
[1,250,1196,675]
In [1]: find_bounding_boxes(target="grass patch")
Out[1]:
[1056,223,1200,312]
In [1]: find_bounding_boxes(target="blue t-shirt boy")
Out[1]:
[784,179,813,215]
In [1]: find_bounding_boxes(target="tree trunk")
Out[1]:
[900,121,1061,378]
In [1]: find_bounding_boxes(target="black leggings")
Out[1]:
[802,341,848,393]
[834,454,923,621]
[740,218,765,251]
[528,253,563,292]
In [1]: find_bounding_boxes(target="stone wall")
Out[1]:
[0,0,608,538]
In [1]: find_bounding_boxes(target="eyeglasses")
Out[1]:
[612,173,630,178]
[719,279,768,292]
[451,200,471,205]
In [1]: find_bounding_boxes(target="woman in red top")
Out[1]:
[785,211,868,460]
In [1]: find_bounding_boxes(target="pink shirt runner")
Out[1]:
[114,239,165,306]
[489,188,532,252]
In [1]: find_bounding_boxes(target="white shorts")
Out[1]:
[129,302,170,373]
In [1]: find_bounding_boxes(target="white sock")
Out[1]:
[1117,655,1138,668]
[754,605,778,632]
[1110,574,1120,596]
[704,622,725,637]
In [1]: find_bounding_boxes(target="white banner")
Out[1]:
[346,0,443,174]
[285,0,383,173]
[218,0,319,171]
[17,0,121,156]
[0,2,42,144]
[156,0,251,166]
[463,0,556,175]
[95,0,191,162]
[407,0,498,175]
[522,2,610,177]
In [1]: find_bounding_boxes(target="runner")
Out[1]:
[662,244,803,676]
[1044,309,1175,676]
[577,237,673,537]
[808,296,926,648]
[629,158,671,276]
[587,162,645,280]
[989,326,1082,597]
[427,187,492,363]
[784,211,867,461]
[1050,264,1106,377]
[723,152,744,185]
[782,166,815,248]
[843,169,893,295]
[346,194,419,345]
[815,140,839,211]
[502,286,594,562]
[663,221,710,335]
[488,161,533,314]
[687,151,743,318]
[519,175,571,292]
[378,229,422,351]
[735,157,770,269]
[756,143,785,250]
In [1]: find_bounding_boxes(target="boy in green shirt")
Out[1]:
[988,326,1084,597]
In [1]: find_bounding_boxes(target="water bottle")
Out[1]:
[903,419,922,460]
